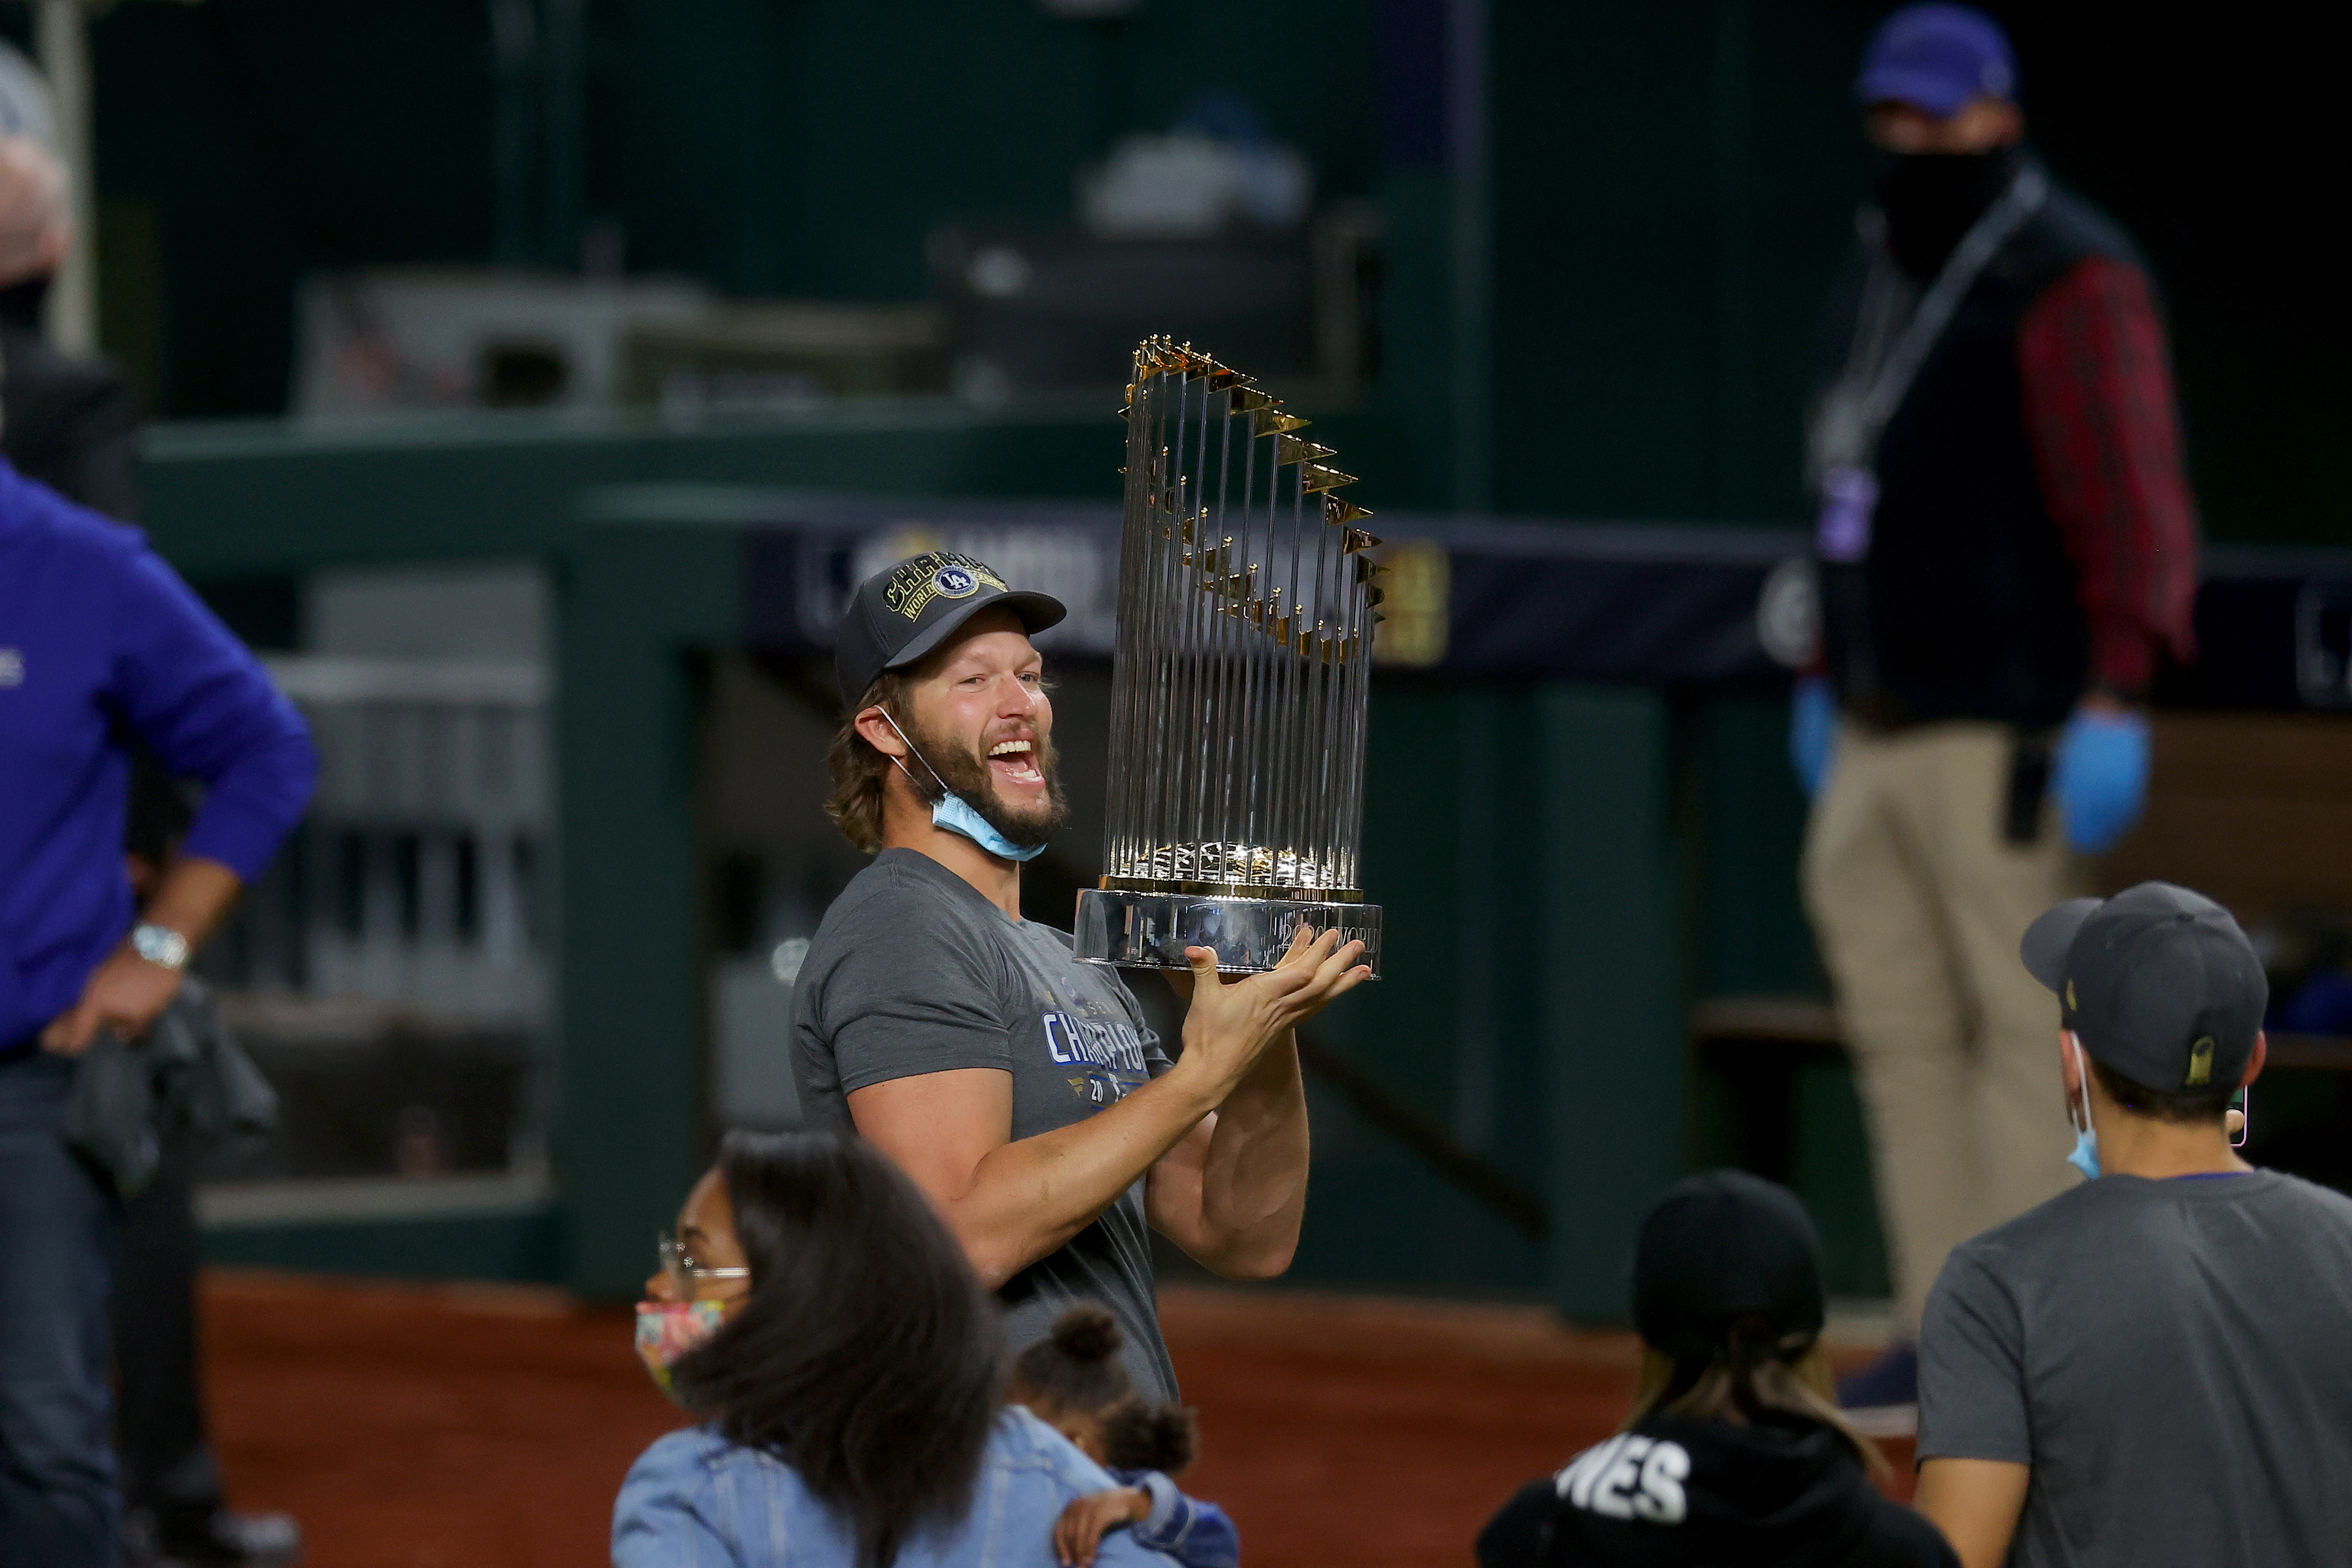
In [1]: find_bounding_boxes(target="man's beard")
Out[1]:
[899,710,1070,851]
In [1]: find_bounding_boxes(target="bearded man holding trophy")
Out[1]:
[790,339,1386,1396]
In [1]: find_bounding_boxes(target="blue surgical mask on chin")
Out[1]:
[877,712,1049,864]
[931,789,1047,862]
[2066,1034,2102,1181]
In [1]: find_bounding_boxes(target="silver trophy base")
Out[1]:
[1073,887,1382,977]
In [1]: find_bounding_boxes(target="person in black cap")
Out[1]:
[788,551,1369,1403]
[1478,1170,1956,1568]
[1912,881,2352,1568]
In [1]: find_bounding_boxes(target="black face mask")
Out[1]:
[1874,147,2020,280]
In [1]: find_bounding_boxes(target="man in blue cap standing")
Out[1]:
[1790,5,2201,1422]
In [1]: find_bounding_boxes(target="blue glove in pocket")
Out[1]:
[1790,676,1839,801]
[2055,707,2151,854]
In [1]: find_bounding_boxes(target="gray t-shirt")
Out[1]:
[790,849,1177,1403]
[1920,1170,2352,1568]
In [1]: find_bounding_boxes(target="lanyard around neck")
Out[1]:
[1813,165,2049,478]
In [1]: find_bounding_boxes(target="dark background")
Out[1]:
[0,0,2332,543]
[5,2,2342,1306]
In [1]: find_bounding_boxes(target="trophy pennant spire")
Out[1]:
[1076,338,1386,976]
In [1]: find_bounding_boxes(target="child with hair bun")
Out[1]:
[1011,1305,1240,1568]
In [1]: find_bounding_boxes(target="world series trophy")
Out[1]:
[1074,337,1384,976]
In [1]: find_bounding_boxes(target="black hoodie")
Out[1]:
[1477,1415,1955,1568]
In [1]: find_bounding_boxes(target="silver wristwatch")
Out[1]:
[131,922,191,972]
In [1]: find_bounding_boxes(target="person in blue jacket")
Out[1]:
[614,1129,1179,1568]
[0,459,315,1568]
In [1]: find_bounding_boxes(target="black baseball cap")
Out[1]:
[1634,1170,1826,1365]
[2019,881,2268,1094]
[833,551,1066,711]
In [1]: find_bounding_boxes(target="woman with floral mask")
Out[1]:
[613,1130,1180,1568]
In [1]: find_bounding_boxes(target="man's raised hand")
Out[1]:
[1176,925,1370,1089]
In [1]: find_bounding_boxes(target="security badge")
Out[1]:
[881,551,1008,622]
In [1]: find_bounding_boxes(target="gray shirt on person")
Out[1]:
[1919,1170,2352,1568]
[790,848,1178,1403]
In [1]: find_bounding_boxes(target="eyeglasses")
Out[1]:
[658,1232,751,1297]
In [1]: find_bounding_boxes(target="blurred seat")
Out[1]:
[930,209,1379,401]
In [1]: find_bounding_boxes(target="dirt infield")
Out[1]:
[196,1272,1914,1567]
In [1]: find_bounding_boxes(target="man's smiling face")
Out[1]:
[896,607,1068,850]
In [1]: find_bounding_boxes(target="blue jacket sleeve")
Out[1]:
[612,1433,739,1568]
[105,535,316,881]
[1128,1472,1241,1568]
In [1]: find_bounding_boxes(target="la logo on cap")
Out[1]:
[881,552,1006,622]
[2186,1036,2215,1087]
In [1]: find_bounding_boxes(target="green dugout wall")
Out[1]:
[144,407,1865,1319]
[548,519,1836,1312]
[69,0,2334,1319]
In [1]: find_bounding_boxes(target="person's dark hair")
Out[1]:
[668,1130,1002,1568]
[1101,1399,1199,1476]
[1624,1316,1890,1483]
[2090,1057,2237,1125]
[824,671,914,854]
[1010,1302,1134,1417]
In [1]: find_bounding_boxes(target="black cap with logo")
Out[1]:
[1634,1170,1826,1365]
[833,551,1067,710]
[2019,881,2268,1094]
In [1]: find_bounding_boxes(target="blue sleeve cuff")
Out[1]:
[1133,1472,1180,1536]
[1127,1472,1241,1568]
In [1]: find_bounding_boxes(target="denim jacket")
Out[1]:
[612,1406,1181,1568]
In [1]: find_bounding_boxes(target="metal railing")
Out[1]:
[261,656,550,1023]
[201,657,554,1199]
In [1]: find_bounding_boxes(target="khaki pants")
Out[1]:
[1801,721,2078,1337]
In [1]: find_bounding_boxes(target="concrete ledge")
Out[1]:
[199,1179,563,1284]
[199,1170,554,1228]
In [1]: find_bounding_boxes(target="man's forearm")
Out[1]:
[143,856,243,947]
[858,931,1364,1290]
[1189,1031,1310,1274]
[869,1062,1226,1290]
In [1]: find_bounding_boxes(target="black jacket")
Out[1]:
[1477,1415,1956,1568]
[0,278,144,522]
[1817,168,2143,730]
